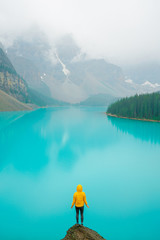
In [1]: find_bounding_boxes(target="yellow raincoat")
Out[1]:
[71,185,88,207]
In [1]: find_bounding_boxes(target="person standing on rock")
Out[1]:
[71,184,89,225]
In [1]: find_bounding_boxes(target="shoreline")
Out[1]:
[0,105,107,113]
[0,107,33,113]
[0,105,68,113]
[106,113,160,123]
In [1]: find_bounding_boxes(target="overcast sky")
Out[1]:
[0,0,160,65]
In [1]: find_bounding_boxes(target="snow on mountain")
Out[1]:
[40,73,47,82]
[142,81,160,88]
[123,63,160,85]
[124,78,160,95]
[55,51,70,77]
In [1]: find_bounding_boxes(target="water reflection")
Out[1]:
[0,111,27,131]
[0,107,114,172]
[0,109,50,172]
[108,115,160,144]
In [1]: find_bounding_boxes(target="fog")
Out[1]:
[0,0,160,65]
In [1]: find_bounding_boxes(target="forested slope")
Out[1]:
[107,92,160,121]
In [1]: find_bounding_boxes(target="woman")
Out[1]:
[71,184,89,225]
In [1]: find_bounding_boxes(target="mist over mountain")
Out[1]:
[1,0,160,65]
[123,63,160,84]
[4,32,130,103]
[6,33,52,97]
[1,28,160,105]
[76,93,117,106]
[56,34,82,63]
[123,63,160,95]
[0,42,68,109]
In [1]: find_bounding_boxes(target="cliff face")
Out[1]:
[0,48,29,103]
[62,224,106,240]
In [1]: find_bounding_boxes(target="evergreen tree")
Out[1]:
[107,92,160,121]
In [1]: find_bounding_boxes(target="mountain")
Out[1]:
[0,48,29,103]
[6,31,160,104]
[78,93,117,106]
[0,44,69,110]
[56,34,81,63]
[0,89,32,111]
[6,33,130,104]
[123,63,160,94]
[62,224,105,240]
[123,63,160,84]
[7,34,52,97]
[28,88,69,106]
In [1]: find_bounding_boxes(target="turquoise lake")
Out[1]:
[0,107,160,240]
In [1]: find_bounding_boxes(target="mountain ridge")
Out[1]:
[77,93,117,106]
[2,31,160,105]
[6,34,130,103]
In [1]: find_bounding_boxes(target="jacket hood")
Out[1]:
[77,184,83,192]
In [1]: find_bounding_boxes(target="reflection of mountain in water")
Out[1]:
[108,116,160,144]
[0,108,115,172]
[0,111,26,131]
[0,110,50,172]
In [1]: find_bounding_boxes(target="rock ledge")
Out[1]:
[62,224,106,240]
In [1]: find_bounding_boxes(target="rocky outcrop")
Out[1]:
[62,224,106,240]
[0,48,29,103]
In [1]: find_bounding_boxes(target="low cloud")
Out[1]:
[0,0,160,65]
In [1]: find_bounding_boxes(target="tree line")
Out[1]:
[107,92,160,120]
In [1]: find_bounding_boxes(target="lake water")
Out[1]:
[0,107,160,240]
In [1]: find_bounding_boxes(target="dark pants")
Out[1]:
[75,206,84,224]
